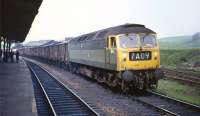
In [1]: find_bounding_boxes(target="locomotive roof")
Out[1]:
[40,41,67,47]
[70,24,156,43]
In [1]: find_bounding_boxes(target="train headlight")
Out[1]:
[154,51,158,56]
[122,53,127,58]
[154,51,158,60]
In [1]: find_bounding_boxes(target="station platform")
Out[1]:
[0,59,37,116]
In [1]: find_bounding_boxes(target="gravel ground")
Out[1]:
[25,58,162,116]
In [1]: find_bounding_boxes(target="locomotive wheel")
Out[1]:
[97,77,104,83]
[72,66,75,74]
[102,73,107,83]
[150,82,158,89]
[75,66,80,74]
[138,76,146,90]
[106,76,112,86]
[155,81,158,88]
[107,76,118,88]
[93,72,98,80]
[97,72,104,83]
[121,80,129,93]
[69,65,73,73]
[145,75,149,89]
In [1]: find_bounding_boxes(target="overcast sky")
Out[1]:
[25,0,200,42]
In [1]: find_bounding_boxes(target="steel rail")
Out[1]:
[130,89,200,116]
[38,63,100,116]
[26,60,99,116]
[131,95,178,116]
[148,90,200,111]
[162,68,200,86]
[27,62,57,116]
[141,90,200,116]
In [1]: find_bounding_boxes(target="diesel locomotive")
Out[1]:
[19,24,163,92]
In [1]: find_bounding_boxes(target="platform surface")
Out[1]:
[0,59,37,116]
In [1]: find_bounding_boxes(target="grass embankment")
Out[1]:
[156,79,200,105]
[157,49,200,105]
[160,49,200,68]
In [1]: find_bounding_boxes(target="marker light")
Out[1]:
[122,53,127,62]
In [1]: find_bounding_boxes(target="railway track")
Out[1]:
[26,61,99,116]
[162,68,200,86]
[131,90,200,116]
[26,59,200,116]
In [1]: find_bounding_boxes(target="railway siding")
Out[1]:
[162,67,200,86]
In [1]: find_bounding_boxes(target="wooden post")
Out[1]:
[0,36,2,61]
[8,40,11,52]
[6,39,9,52]
[3,37,5,53]
[3,37,6,61]
[0,37,2,50]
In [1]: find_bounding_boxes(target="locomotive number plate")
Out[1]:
[129,51,151,61]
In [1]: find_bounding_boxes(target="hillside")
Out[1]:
[159,33,200,49]
[160,49,200,68]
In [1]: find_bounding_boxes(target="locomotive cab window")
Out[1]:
[140,34,157,48]
[107,36,116,48]
[119,34,138,48]
[110,37,116,48]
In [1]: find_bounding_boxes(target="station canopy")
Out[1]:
[0,0,43,42]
